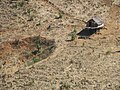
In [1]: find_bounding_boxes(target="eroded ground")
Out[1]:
[0,0,120,90]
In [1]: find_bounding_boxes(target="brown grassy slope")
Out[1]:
[0,0,120,90]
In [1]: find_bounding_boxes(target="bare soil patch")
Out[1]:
[0,36,56,70]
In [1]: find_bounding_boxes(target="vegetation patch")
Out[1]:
[0,36,56,67]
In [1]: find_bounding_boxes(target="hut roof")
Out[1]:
[85,16,104,29]
[92,16,104,25]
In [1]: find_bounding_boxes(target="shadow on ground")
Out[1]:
[77,28,100,39]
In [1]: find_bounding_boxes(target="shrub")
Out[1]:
[32,57,41,63]
[68,28,77,41]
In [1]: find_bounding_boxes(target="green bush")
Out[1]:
[32,58,40,63]
[68,28,77,41]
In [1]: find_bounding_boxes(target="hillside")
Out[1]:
[0,0,120,90]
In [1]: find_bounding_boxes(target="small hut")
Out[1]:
[86,16,104,29]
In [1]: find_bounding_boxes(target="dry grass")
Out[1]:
[0,0,120,90]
